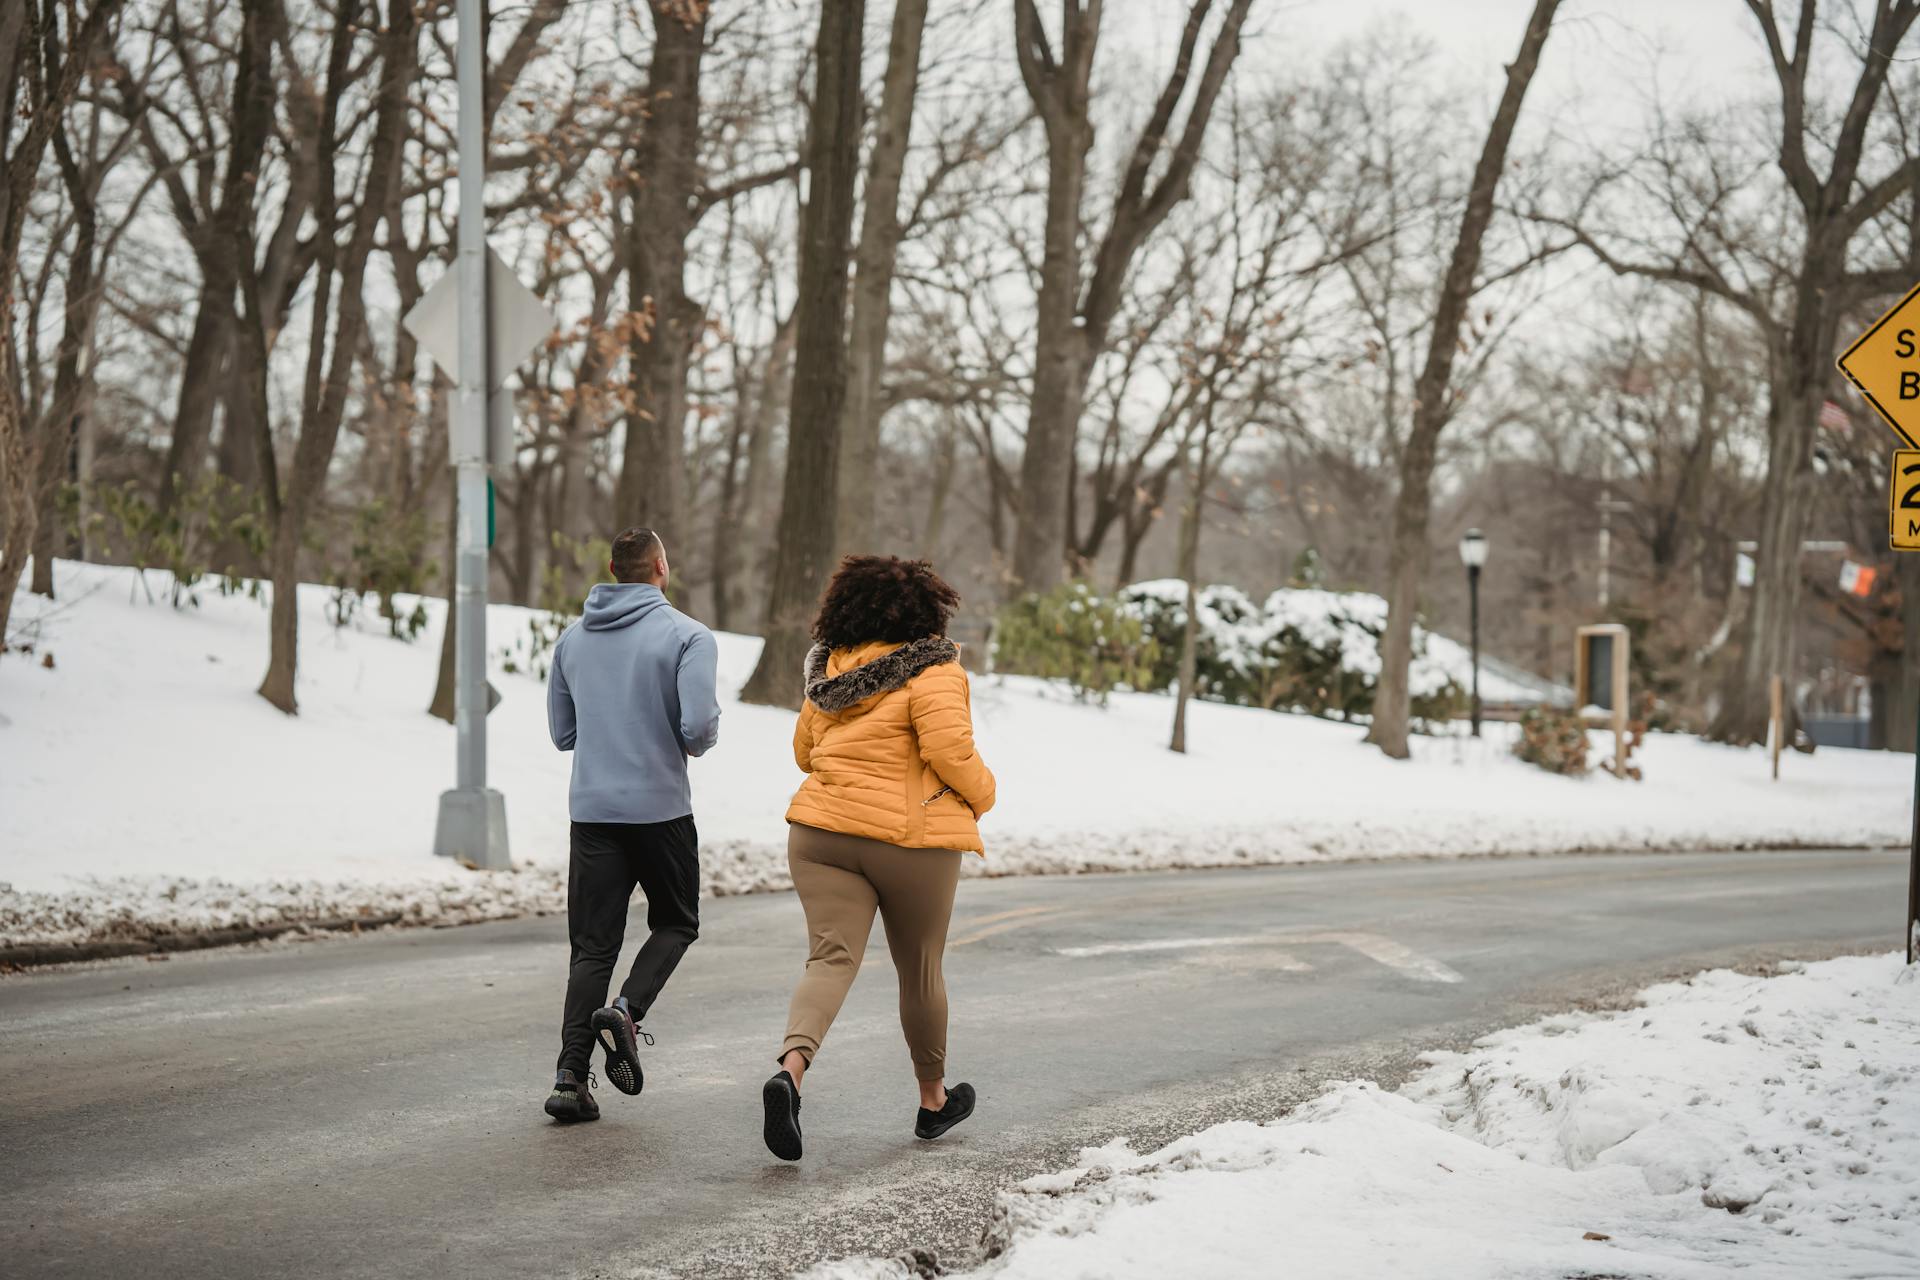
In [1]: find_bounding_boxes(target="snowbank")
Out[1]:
[1,560,1909,948]
[803,953,1920,1280]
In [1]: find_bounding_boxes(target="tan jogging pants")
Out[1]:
[781,823,964,1082]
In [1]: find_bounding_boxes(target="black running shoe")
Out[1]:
[762,1070,803,1161]
[914,1082,975,1140]
[590,996,651,1096]
[544,1069,600,1123]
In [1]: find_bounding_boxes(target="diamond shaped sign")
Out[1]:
[1837,280,1920,449]
[403,246,553,392]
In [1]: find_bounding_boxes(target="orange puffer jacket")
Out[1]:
[785,636,996,853]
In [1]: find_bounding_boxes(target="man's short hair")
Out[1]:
[610,527,663,583]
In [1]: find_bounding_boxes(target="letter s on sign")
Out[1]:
[1899,328,1917,359]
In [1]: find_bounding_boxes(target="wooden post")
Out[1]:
[1575,622,1632,779]
[1611,632,1629,778]
[1769,674,1784,781]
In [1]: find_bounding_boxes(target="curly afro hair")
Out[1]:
[811,555,962,650]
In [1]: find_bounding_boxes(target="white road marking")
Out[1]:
[1310,931,1465,984]
[1053,930,1464,984]
[1055,935,1272,957]
[950,906,1072,947]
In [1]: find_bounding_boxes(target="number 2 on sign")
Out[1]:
[1893,450,1920,551]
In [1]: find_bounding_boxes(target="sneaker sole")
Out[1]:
[544,1093,599,1123]
[762,1076,803,1161]
[590,1008,643,1096]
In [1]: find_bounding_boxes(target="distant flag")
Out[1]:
[1818,400,1851,432]
[1839,561,1877,598]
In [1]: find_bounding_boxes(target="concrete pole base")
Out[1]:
[433,787,512,870]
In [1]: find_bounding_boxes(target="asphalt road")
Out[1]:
[0,848,1904,1280]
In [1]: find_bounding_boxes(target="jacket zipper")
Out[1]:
[922,784,953,807]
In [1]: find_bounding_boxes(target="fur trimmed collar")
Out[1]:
[804,636,958,713]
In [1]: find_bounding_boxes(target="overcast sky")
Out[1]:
[1113,0,1777,145]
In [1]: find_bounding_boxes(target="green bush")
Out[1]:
[1114,581,1261,702]
[992,581,1159,705]
[87,476,268,609]
[328,500,433,640]
[1513,706,1590,776]
[1000,577,1470,730]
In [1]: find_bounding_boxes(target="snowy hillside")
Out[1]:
[1,559,1909,949]
[805,953,1920,1280]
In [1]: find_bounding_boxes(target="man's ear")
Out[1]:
[606,560,617,581]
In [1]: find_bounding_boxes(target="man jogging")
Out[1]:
[543,526,720,1123]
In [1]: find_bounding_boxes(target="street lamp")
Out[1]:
[1459,528,1489,737]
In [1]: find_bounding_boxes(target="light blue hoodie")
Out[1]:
[547,583,721,824]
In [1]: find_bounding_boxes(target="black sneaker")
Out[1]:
[914,1082,975,1140]
[590,996,651,1096]
[762,1070,803,1161]
[544,1069,600,1123]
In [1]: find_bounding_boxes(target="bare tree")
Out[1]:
[256,0,416,713]
[1550,0,1920,744]
[738,0,866,707]
[833,0,929,557]
[1366,0,1562,760]
[1,0,126,654]
[611,1,797,550]
[1008,0,1253,594]
[29,34,154,595]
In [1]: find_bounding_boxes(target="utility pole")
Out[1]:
[433,0,510,870]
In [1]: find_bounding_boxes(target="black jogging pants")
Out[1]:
[556,815,700,1076]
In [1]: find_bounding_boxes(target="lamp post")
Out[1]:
[1459,528,1488,737]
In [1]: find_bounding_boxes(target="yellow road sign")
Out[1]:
[1893,450,1920,551]
[1839,281,1920,448]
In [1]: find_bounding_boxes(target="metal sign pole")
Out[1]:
[432,0,510,870]
[1909,697,1919,965]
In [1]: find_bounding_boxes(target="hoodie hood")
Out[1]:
[581,582,671,631]
[804,636,958,714]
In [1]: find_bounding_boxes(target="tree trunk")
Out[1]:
[0,328,31,645]
[1009,0,1252,594]
[1707,252,1841,745]
[738,0,865,708]
[1011,131,1092,595]
[611,1,706,542]
[259,0,414,713]
[1367,0,1560,759]
[836,0,928,557]
[158,295,235,513]
[1170,437,1210,754]
[921,419,959,558]
[429,503,458,722]
[29,191,91,596]
[711,309,794,630]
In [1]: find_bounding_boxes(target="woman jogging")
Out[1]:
[760,556,996,1161]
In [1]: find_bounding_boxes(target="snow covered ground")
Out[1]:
[1,560,1909,948]
[804,953,1920,1280]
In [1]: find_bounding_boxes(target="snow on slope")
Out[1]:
[803,954,1920,1280]
[1,560,1909,946]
